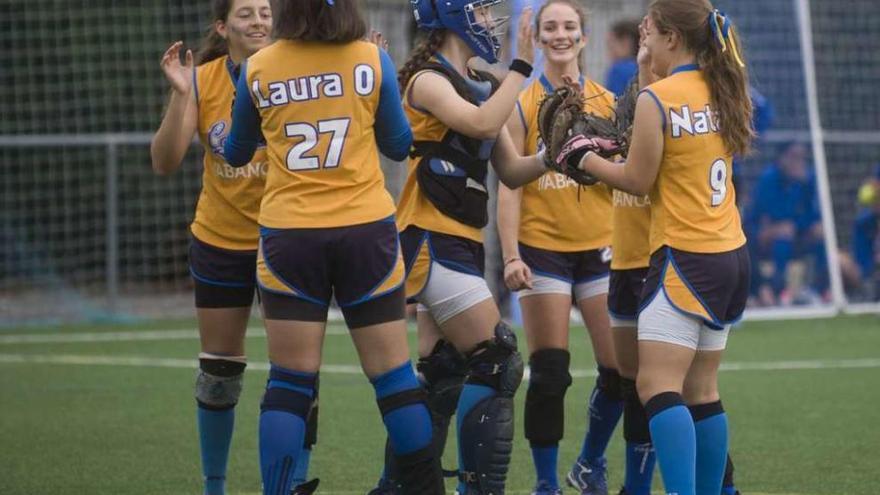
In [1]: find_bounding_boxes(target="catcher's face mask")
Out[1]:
[412,0,509,64]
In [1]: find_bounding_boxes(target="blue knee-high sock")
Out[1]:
[579,367,624,464]
[456,383,497,493]
[198,406,235,495]
[291,448,311,487]
[624,442,656,495]
[372,361,433,455]
[646,392,696,495]
[531,444,559,488]
[260,364,317,495]
[690,402,728,495]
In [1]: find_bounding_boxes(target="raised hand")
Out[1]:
[637,16,651,68]
[516,8,535,65]
[160,41,194,95]
[368,30,389,51]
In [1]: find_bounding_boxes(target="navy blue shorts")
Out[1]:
[519,242,611,285]
[608,267,649,321]
[257,217,406,328]
[399,226,486,303]
[640,245,751,329]
[189,235,257,308]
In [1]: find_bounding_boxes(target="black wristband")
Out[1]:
[509,58,533,78]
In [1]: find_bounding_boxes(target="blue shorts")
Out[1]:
[399,226,486,303]
[608,267,649,323]
[189,235,257,308]
[516,243,611,301]
[640,245,750,330]
[257,217,406,328]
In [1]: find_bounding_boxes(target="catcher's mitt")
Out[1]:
[537,78,630,186]
[537,84,603,185]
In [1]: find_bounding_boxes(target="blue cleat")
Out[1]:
[566,457,608,495]
[532,480,564,495]
[367,477,398,495]
[291,478,319,495]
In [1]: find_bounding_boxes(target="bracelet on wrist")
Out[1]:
[509,58,533,78]
[503,256,522,266]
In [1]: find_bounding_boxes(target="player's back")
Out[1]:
[245,39,394,229]
[643,66,745,254]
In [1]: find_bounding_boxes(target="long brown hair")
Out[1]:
[649,0,754,156]
[196,0,234,65]
[534,0,589,73]
[398,29,447,92]
[272,0,366,42]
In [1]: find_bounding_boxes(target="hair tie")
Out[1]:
[326,0,335,5]
[708,9,745,68]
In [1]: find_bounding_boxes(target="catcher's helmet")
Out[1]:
[410,0,509,64]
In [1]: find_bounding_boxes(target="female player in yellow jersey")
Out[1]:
[389,1,550,493]
[223,1,452,493]
[150,2,317,494]
[496,2,622,493]
[555,1,752,494]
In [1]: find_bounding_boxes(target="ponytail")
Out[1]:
[649,0,754,156]
[700,10,753,156]
[398,29,447,92]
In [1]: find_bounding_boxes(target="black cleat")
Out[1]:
[291,478,320,495]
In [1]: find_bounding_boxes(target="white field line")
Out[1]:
[0,326,356,344]
[0,353,878,379]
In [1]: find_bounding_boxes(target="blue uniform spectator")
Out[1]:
[745,142,828,305]
[849,165,880,300]
[605,19,640,97]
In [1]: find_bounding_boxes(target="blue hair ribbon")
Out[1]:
[326,0,335,5]
[708,9,745,67]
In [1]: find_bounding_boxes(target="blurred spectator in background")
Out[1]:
[746,141,828,305]
[846,164,880,300]
[605,18,639,97]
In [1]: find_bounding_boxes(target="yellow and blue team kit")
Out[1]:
[396,54,498,300]
[188,55,268,307]
[223,40,412,325]
[514,74,615,288]
[637,64,750,328]
[608,189,651,321]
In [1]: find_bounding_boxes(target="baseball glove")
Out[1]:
[537,78,630,186]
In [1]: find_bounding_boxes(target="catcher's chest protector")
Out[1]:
[412,62,497,228]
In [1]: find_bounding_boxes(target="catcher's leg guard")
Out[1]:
[394,445,446,495]
[382,339,466,486]
[373,362,444,495]
[457,322,524,494]
[524,348,572,447]
[420,339,467,459]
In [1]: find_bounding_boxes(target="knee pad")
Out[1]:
[464,321,524,397]
[525,348,572,446]
[621,377,651,444]
[417,339,467,419]
[374,362,433,456]
[260,365,317,421]
[596,365,623,402]
[195,354,247,410]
